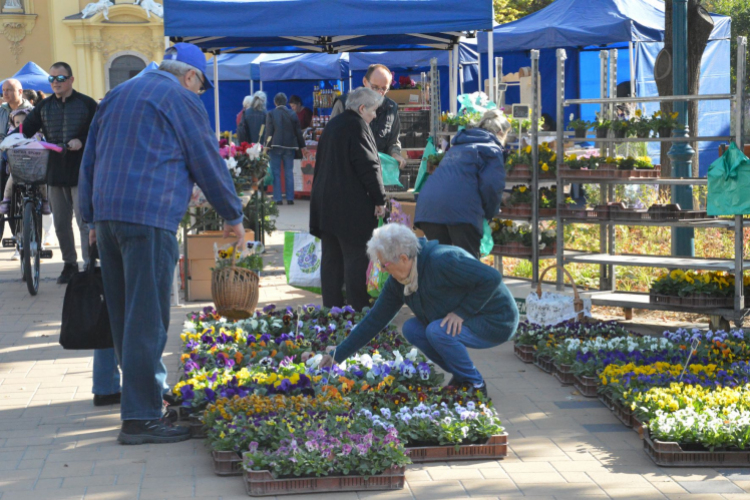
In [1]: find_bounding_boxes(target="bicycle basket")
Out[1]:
[7,148,49,186]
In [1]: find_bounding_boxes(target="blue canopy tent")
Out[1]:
[476,0,731,174]
[3,62,52,94]
[132,61,159,79]
[348,43,479,112]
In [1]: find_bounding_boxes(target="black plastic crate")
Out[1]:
[399,110,430,134]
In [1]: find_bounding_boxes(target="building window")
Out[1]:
[108,55,146,90]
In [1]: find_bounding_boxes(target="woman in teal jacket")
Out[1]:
[321,223,519,394]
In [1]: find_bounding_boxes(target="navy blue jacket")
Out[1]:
[333,240,519,362]
[415,128,506,235]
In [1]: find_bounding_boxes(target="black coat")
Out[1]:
[21,90,98,187]
[309,110,386,245]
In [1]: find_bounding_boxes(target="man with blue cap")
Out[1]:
[79,42,245,445]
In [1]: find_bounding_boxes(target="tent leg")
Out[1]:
[251,79,254,95]
[460,64,464,94]
[214,54,220,141]
[349,69,352,93]
[453,44,460,109]
[488,30,494,102]
[629,41,636,98]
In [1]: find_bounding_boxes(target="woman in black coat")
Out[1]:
[309,87,387,311]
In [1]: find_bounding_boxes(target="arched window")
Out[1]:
[108,55,146,90]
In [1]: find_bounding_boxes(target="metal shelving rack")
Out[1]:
[553,38,748,326]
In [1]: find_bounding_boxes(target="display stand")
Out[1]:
[553,37,748,327]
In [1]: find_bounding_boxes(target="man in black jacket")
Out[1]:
[22,62,98,284]
[331,64,405,169]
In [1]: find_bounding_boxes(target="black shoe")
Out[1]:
[286,200,295,205]
[162,393,177,406]
[56,263,79,285]
[118,417,191,445]
[93,393,121,406]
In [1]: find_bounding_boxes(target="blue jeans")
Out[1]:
[269,148,296,203]
[402,318,498,385]
[96,221,177,420]
[92,348,121,395]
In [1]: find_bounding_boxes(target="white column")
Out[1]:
[214,54,220,141]
[628,41,636,97]
[488,30,494,102]
[453,43,460,111]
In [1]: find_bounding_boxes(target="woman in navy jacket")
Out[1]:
[319,223,519,396]
[415,109,511,258]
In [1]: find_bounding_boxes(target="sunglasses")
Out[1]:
[48,75,72,83]
[196,71,206,95]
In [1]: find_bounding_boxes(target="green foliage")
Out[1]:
[493,0,556,23]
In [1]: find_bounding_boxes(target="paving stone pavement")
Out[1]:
[0,204,748,499]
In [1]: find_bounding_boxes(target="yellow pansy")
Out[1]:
[541,163,550,172]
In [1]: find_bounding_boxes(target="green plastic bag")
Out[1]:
[457,92,497,115]
[707,142,750,216]
[414,137,437,193]
[480,220,493,257]
[366,219,390,297]
[263,164,273,188]
[378,153,402,187]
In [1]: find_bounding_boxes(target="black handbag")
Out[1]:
[60,244,114,350]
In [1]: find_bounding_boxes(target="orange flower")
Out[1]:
[180,353,190,362]
[270,350,277,357]
[234,352,243,364]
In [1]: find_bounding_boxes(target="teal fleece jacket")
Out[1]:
[333,239,519,362]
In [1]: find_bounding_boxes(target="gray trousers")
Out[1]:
[48,186,89,266]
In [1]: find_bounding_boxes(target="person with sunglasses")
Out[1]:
[330,64,405,169]
[20,62,98,285]
[78,42,244,445]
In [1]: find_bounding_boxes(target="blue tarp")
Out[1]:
[349,44,478,71]
[3,62,52,93]
[206,54,296,82]
[260,53,349,81]
[165,0,492,53]
[132,62,159,79]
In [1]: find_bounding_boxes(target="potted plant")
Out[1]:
[611,119,632,139]
[440,112,459,132]
[652,110,682,138]
[568,116,590,139]
[426,152,445,174]
[632,109,652,138]
[593,113,611,139]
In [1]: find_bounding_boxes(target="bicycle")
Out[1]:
[1,148,53,295]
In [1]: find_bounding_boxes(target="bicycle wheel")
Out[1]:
[13,186,24,281]
[22,201,39,295]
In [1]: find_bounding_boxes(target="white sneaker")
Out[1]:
[10,249,19,261]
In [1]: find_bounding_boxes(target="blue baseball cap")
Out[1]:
[163,42,213,89]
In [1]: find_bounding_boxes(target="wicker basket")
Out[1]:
[211,251,260,320]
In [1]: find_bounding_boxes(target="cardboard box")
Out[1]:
[388,89,423,105]
[186,230,255,260]
[188,279,212,302]
[396,201,425,238]
[188,258,214,282]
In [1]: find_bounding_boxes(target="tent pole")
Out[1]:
[629,41,636,98]
[251,80,254,95]
[453,44,460,107]
[460,65,464,94]
[488,30,494,102]
[349,69,352,92]
[260,80,263,91]
[214,53,220,141]
[448,50,453,113]
[477,50,482,95]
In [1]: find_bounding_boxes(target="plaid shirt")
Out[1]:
[79,70,243,232]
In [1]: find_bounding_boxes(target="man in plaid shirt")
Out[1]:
[79,43,244,445]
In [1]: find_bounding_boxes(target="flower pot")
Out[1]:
[534,354,554,374]
[553,363,575,386]
[658,127,672,138]
[573,374,599,398]
[189,415,206,439]
[514,343,535,363]
[595,128,609,139]
[212,450,243,476]
[613,128,628,139]
[574,128,588,139]
[446,124,458,132]
[506,164,531,180]
[636,130,651,139]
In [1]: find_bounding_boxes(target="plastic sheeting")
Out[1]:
[3,62,52,93]
[477,0,729,53]
[164,0,492,52]
[259,53,349,81]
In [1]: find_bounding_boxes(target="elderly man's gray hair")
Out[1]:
[159,59,198,78]
[367,223,420,263]
[250,91,267,112]
[477,109,511,138]
[345,87,383,113]
[274,92,288,106]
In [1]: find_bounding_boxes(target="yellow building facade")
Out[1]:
[0,0,165,100]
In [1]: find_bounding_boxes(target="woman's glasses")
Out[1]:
[48,75,72,83]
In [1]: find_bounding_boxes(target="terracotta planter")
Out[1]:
[243,465,406,496]
[212,450,243,476]
[514,343,535,363]
[407,434,508,463]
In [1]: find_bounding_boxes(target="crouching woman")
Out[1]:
[320,223,519,395]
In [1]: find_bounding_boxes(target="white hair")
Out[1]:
[242,95,253,108]
[159,59,199,78]
[250,91,267,112]
[367,223,420,263]
[345,87,383,114]
[477,109,511,143]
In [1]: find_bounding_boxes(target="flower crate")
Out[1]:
[598,392,614,411]
[574,374,599,398]
[649,293,680,306]
[514,343,535,363]
[506,164,556,181]
[502,204,532,217]
[534,354,554,374]
[644,432,750,467]
[407,433,508,463]
[553,363,575,386]
[491,243,556,258]
[633,416,646,439]
[649,293,733,309]
[612,399,633,428]
[558,204,610,221]
[242,465,406,496]
[190,415,206,439]
[213,450,243,476]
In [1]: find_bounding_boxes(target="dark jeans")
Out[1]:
[419,222,481,258]
[269,148,296,203]
[320,232,370,311]
[96,221,177,420]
